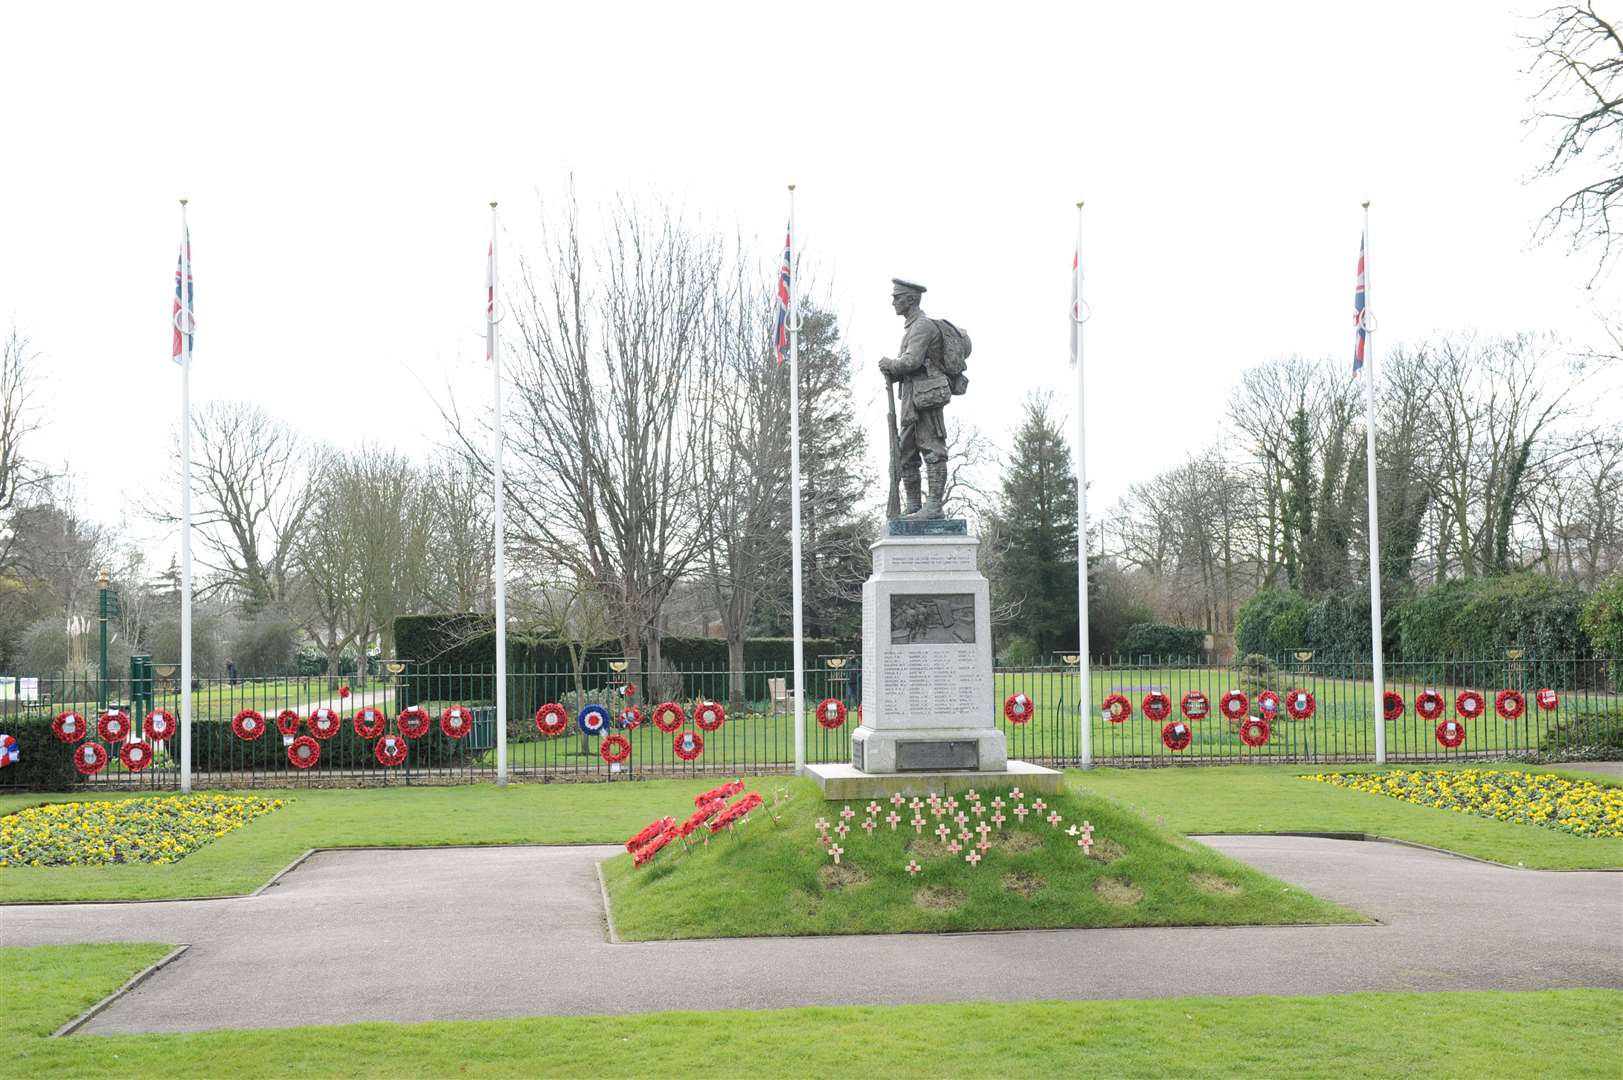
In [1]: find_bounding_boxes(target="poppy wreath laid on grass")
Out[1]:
[578,704,611,736]
[626,816,676,853]
[1239,716,1271,748]
[1142,691,1172,721]
[288,735,321,769]
[309,708,342,739]
[1004,693,1033,724]
[1435,719,1466,749]
[1101,693,1132,723]
[1180,691,1209,721]
[229,709,265,741]
[1536,687,1560,711]
[440,706,473,739]
[374,733,407,767]
[696,780,744,806]
[352,707,387,739]
[619,706,643,730]
[52,710,86,742]
[599,733,632,764]
[1494,689,1525,720]
[1219,690,1249,720]
[652,702,685,733]
[119,741,154,772]
[275,708,301,736]
[816,698,848,729]
[693,701,727,732]
[145,709,177,741]
[1454,690,1485,719]
[535,703,569,737]
[1415,689,1445,720]
[1285,690,1316,720]
[1256,690,1281,718]
[673,729,704,761]
[680,800,723,835]
[74,741,109,775]
[396,705,431,738]
[1162,720,1193,751]
[99,710,133,742]
[1383,691,1406,721]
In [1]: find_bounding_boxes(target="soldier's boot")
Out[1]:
[901,474,923,517]
[907,462,947,520]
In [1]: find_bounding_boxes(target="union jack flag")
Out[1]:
[774,222,791,365]
[486,240,495,362]
[1353,229,1367,373]
[172,228,194,363]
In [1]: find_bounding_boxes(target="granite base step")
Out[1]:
[801,760,1065,801]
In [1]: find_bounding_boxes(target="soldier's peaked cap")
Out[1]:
[890,278,927,294]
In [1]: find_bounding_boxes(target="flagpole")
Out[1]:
[1073,202,1093,768]
[1361,200,1386,765]
[788,184,806,774]
[178,199,194,795]
[490,201,509,786]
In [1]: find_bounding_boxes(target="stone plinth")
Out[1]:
[803,760,1065,800]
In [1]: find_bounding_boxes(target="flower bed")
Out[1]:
[1300,769,1622,839]
[0,793,285,867]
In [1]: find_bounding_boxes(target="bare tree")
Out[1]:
[0,325,48,571]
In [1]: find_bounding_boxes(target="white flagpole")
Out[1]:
[178,199,194,794]
[788,184,807,773]
[1361,200,1386,764]
[1073,202,1093,768]
[489,201,509,785]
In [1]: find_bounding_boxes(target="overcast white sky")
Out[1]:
[2,1,1616,570]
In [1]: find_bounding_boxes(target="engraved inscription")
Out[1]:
[890,593,976,645]
[896,740,979,771]
[882,549,975,574]
[880,642,978,717]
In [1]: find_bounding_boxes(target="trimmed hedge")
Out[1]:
[1118,623,1204,660]
[0,716,83,791]
[1397,573,1589,686]
[190,717,474,772]
[1234,589,1311,659]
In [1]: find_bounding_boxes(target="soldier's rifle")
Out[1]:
[884,374,902,519]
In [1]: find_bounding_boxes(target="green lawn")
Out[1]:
[5,945,1620,1079]
[603,778,1360,939]
[29,677,393,724]
[1071,762,1623,870]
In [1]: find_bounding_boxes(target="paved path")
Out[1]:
[1553,761,1623,781]
[5,837,1619,1035]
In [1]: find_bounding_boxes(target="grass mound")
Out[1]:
[602,779,1359,939]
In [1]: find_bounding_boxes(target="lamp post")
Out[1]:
[97,568,114,711]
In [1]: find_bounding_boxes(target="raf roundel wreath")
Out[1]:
[230,709,264,741]
[619,706,643,730]
[1239,716,1271,748]
[1219,690,1249,720]
[145,709,177,741]
[1536,687,1560,711]
[1383,691,1406,722]
[1415,689,1445,720]
[577,704,611,737]
[309,708,342,739]
[1256,690,1281,718]
[1495,689,1525,721]
[674,729,704,761]
[1142,691,1172,722]
[397,706,432,739]
[600,733,632,764]
[1162,720,1193,751]
[53,710,86,742]
[119,741,154,772]
[1285,690,1316,721]
[74,741,109,775]
[440,706,474,739]
[652,702,685,733]
[694,701,727,732]
[275,708,301,736]
[535,703,569,737]
[1101,693,1132,723]
[816,698,848,730]
[1454,690,1485,719]
[1180,691,1210,721]
[374,734,407,767]
[1435,719,1466,749]
[353,707,387,739]
[99,710,133,743]
[288,735,321,769]
[1004,693,1033,724]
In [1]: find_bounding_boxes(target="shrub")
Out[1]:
[1397,573,1588,686]
[230,607,300,677]
[1581,573,1623,687]
[0,716,83,791]
[1237,653,1284,699]
[1119,623,1204,660]
[1234,590,1311,659]
[1538,710,1623,762]
[998,637,1039,667]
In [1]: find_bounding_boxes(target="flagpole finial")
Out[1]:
[788,183,796,192]
[1362,200,1370,209]
[490,200,497,209]
[179,197,188,206]
[1076,200,1084,209]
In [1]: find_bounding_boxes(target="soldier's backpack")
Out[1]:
[935,319,972,395]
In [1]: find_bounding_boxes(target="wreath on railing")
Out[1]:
[1285,689,1316,721]
[693,701,726,732]
[99,710,133,743]
[309,707,341,739]
[1382,691,1405,721]
[145,709,176,741]
[1435,719,1465,749]
[1162,720,1193,751]
[1219,690,1249,720]
[352,707,387,739]
[229,709,264,741]
[119,741,154,771]
[535,703,569,737]
[1180,691,1209,721]
[618,706,643,731]
[1494,689,1525,720]
[275,708,301,736]
[1454,690,1485,719]
[1142,691,1172,721]
[1536,687,1560,711]
[52,710,86,742]
[652,702,686,733]
[288,735,321,769]
[578,704,611,737]
[620,682,638,698]
[1239,716,1271,748]
[816,698,848,729]
[599,733,632,764]
[440,706,473,739]
[674,729,704,761]
[1256,690,1281,718]
[1003,693,1033,724]
[1101,693,1131,723]
[74,741,108,775]
[374,733,407,767]
[1415,689,1445,720]
[397,705,431,739]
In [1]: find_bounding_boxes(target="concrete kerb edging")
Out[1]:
[595,861,621,944]
[1193,830,1623,873]
[52,944,191,1038]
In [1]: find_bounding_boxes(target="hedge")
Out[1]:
[1118,623,1205,660]
[189,717,474,773]
[1234,590,1311,659]
[1396,573,1589,686]
[0,716,83,791]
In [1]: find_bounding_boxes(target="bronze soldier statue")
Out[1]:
[879,278,964,520]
